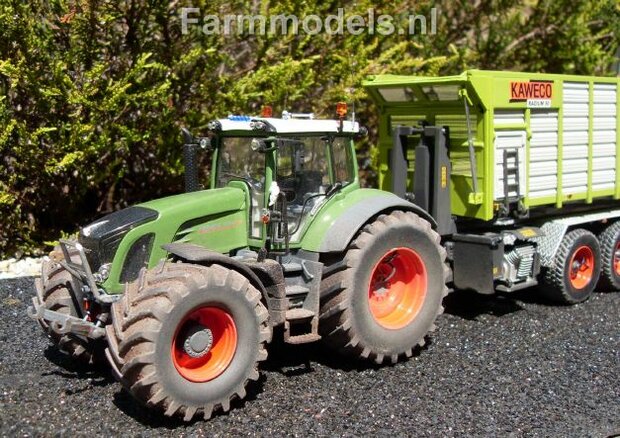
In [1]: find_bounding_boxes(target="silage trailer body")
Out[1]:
[365,70,620,222]
[365,70,620,296]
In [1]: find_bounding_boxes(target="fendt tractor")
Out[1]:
[29,70,619,421]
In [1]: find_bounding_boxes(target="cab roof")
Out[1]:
[212,114,360,135]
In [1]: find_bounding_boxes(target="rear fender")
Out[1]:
[302,189,436,254]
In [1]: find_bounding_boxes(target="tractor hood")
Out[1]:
[138,187,245,218]
[96,187,248,294]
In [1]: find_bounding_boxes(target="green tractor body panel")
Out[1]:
[101,187,248,294]
[299,186,433,253]
[364,70,620,221]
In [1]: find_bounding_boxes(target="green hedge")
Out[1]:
[0,0,618,257]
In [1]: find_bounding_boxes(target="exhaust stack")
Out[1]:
[181,128,200,193]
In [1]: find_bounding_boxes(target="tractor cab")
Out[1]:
[184,109,362,249]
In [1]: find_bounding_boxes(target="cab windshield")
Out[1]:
[216,137,266,239]
[216,137,265,189]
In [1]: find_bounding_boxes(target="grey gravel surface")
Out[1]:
[1,277,618,437]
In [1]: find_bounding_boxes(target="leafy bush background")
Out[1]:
[0,0,618,257]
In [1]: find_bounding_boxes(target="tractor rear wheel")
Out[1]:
[540,228,601,304]
[597,221,620,291]
[319,210,448,364]
[105,262,271,421]
[34,248,105,364]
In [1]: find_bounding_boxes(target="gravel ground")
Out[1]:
[1,277,618,437]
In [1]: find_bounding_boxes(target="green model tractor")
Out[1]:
[29,108,448,421]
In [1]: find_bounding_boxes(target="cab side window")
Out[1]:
[331,137,355,185]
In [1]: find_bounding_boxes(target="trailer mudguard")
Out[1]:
[305,189,437,254]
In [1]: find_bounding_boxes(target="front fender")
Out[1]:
[163,242,268,298]
[301,188,436,254]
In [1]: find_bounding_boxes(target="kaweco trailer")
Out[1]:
[365,70,620,302]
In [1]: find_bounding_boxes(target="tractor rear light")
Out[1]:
[261,106,273,118]
[336,102,347,118]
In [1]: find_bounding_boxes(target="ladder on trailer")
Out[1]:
[502,148,527,217]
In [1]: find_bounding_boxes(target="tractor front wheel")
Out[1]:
[105,262,271,421]
[319,210,448,364]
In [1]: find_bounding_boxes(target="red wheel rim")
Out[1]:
[368,247,427,330]
[172,306,237,382]
[614,242,620,276]
[568,245,595,289]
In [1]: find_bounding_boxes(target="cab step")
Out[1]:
[285,284,310,296]
[285,308,315,320]
[284,308,321,344]
[282,262,303,273]
[281,257,323,345]
[284,332,322,344]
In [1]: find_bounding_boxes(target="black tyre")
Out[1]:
[540,228,601,304]
[319,210,448,364]
[597,221,620,291]
[34,248,104,364]
[105,262,271,421]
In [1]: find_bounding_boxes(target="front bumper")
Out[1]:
[27,239,116,340]
[28,278,106,339]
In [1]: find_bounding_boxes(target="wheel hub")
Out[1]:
[568,245,594,289]
[368,247,427,330]
[183,325,214,359]
[172,306,238,383]
[613,243,620,276]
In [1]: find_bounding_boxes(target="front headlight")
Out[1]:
[94,263,112,283]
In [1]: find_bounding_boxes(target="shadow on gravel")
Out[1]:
[43,346,114,386]
[443,289,525,320]
[443,287,564,320]
[261,330,430,375]
[111,375,267,427]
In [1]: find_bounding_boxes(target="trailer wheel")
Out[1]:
[541,229,601,304]
[105,262,271,422]
[34,248,104,364]
[319,210,448,364]
[597,221,620,291]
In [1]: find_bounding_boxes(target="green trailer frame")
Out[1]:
[364,70,620,221]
